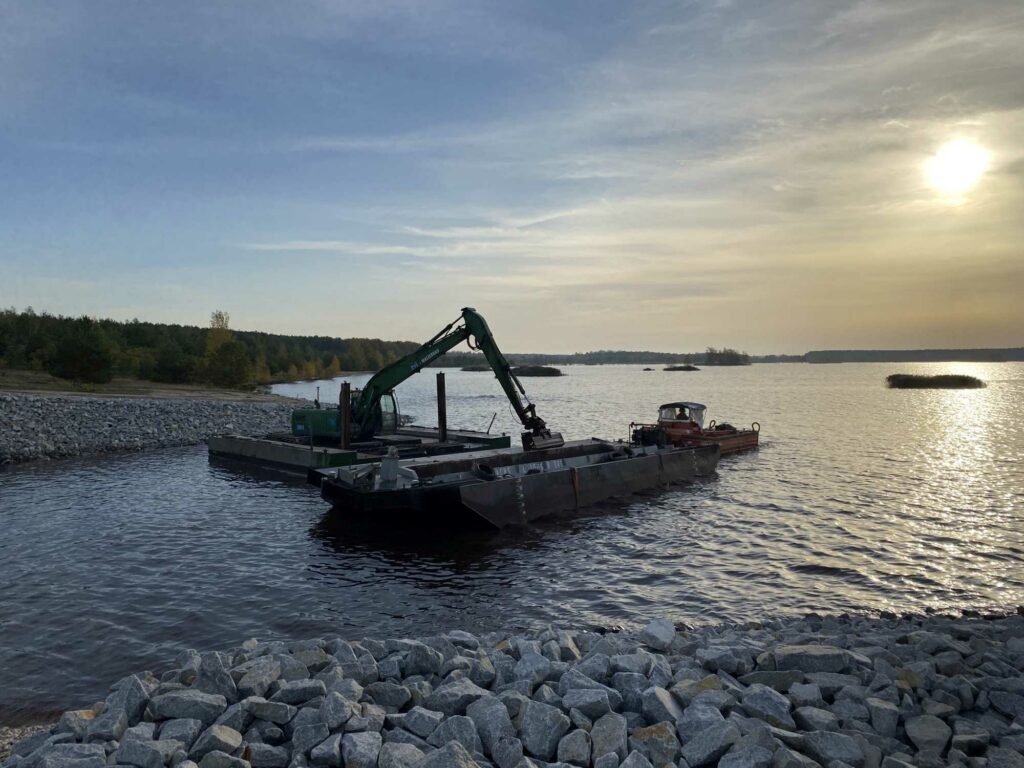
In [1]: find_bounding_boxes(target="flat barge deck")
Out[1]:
[208,427,510,474]
[309,439,719,529]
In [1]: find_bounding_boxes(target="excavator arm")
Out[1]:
[352,307,563,449]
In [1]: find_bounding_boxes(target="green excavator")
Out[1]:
[290,308,564,451]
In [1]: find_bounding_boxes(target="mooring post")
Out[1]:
[340,381,351,449]
[436,372,448,443]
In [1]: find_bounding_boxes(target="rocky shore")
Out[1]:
[4,612,1024,768]
[0,394,304,465]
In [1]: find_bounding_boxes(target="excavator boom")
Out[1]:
[352,308,563,449]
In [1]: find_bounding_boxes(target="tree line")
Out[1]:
[0,308,420,387]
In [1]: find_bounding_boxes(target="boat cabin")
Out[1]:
[658,402,706,429]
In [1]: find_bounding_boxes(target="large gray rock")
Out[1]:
[309,733,342,767]
[404,644,444,677]
[640,687,683,725]
[340,732,381,768]
[865,697,898,738]
[194,656,239,703]
[290,724,330,757]
[112,740,166,768]
[190,725,243,760]
[271,680,326,706]
[719,746,773,768]
[989,692,1024,720]
[242,744,289,768]
[793,707,837,732]
[515,652,552,686]
[741,684,795,728]
[86,676,150,742]
[426,715,482,754]
[424,679,490,716]
[236,658,281,699]
[417,741,479,768]
[619,751,654,768]
[400,707,445,739]
[466,696,516,755]
[34,743,106,768]
[492,737,524,768]
[802,731,864,768]
[628,721,679,766]
[519,700,571,761]
[160,719,204,749]
[988,747,1024,768]
[739,671,804,692]
[773,647,849,674]
[242,698,296,725]
[364,682,410,710]
[639,619,675,652]
[904,715,951,756]
[773,747,822,767]
[214,703,251,733]
[123,722,157,742]
[320,693,357,731]
[197,751,249,768]
[679,721,740,768]
[557,669,623,710]
[377,742,424,768]
[590,712,628,762]
[151,690,228,725]
[561,689,611,720]
[676,704,725,742]
[82,708,127,743]
[557,729,591,766]
[788,683,824,708]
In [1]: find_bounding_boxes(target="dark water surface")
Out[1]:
[1,363,1022,723]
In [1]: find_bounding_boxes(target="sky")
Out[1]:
[1,1,1022,354]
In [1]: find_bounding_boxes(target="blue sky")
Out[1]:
[2,1,1022,353]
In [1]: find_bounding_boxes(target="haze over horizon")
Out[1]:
[2,1,1022,355]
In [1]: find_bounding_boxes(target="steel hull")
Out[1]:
[314,443,719,529]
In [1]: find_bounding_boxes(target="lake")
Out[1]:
[1,362,1022,724]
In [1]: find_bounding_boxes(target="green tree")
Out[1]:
[205,340,252,388]
[153,341,193,383]
[206,310,233,355]
[46,319,115,383]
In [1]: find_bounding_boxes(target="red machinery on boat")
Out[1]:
[631,401,759,456]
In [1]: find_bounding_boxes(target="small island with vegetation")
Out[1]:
[511,365,563,377]
[886,373,986,389]
[460,365,490,372]
[664,364,700,371]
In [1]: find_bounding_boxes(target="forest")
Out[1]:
[0,308,420,387]
[0,308,757,388]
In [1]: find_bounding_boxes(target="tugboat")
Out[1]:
[632,402,759,456]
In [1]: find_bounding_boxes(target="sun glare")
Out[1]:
[925,140,990,198]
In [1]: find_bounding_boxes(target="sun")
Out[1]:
[925,140,990,197]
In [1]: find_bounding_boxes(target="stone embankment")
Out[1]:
[5,612,1024,768]
[0,394,303,465]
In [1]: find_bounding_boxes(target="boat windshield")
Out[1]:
[660,405,690,421]
[659,404,706,427]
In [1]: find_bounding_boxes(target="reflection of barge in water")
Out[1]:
[308,439,719,530]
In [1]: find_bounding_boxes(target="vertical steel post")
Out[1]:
[340,381,351,449]
[436,372,448,443]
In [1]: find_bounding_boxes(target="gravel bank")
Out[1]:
[4,612,1024,768]
[0,394,305,465]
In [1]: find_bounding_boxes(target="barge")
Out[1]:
[208,426,510,474]
[309,439,719,529]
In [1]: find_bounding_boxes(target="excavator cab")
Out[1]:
[291,390,399,443]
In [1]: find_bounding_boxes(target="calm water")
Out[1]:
[1,362,1022,723]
